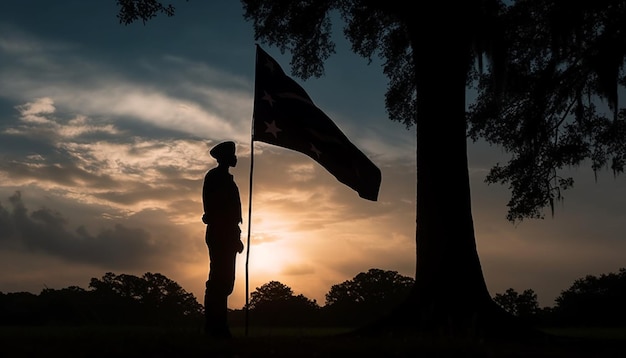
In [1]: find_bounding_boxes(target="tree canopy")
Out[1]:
[115,0,180,25]
[467,1,626,221]
[324,268,414,326]
[493,288,540,320]
[246,280,319,326]
[0,272,203,326]
[325,268,413,306]
[553,268,626,326]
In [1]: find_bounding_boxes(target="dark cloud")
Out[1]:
[0,191,184,270]
[0,132,58,158]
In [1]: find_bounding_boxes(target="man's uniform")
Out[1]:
[202,141,242,338]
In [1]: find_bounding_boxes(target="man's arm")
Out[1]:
[202,171,215,224]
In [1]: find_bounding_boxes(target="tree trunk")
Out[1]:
[416,33,489,335]
[406,21,493,339]
[355,12,546,344]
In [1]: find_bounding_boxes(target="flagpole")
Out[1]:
[245,127,254,337]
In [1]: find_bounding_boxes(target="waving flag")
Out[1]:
[252,45,382,201]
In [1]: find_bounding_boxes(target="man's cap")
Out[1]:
[210,141,236,160]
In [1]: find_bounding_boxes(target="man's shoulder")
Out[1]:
[204,168,232,180]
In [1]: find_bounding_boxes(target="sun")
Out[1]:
[241,207,307,274]
[243,240,293,274]
[231,231,302,307]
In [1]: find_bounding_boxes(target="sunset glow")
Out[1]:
[1,1,625,312]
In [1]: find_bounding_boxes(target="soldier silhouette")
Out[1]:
[202,140,244,338]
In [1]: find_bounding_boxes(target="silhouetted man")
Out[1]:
[202,141,244,338]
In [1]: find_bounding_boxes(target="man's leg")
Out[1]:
[205,282,232,337]
[204,281,216,333]
[204,226,238,338]
[205,252,235,338]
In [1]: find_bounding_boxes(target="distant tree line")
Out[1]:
[494,268,626,327]
[1,268,625,328]
[0,272,203,326]
[231,268,415,328]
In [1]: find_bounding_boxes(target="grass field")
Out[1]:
[1,325,625,357]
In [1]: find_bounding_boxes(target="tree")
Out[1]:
[248,280,295,310]
[248,281,319,326]
[467,1,626,222]
[0,291,42,325]
[89,272,203,325]
[115,0,626,341]
[38,286,92,324]
[0,273,202,326]
[238,0,626,340]
[493,288,540,321]
[115,0,178,25]
[326,268,414,306]
[553,268,626,326]
[324,268,414,326]
[141,272,204,319]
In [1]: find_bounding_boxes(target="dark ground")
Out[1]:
[1,325,625,357]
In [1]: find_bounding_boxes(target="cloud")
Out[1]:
[0,28,414,167]
[15,97,55,123]
[7,97,119,143]
[1,97,215,215]
[0,31,254,144]
[0,191,189,270]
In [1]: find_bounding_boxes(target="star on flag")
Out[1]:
[264,120,282,138]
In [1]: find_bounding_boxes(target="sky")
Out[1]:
[1,0,625,309]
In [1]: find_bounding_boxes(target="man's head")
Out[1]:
[210,141,237,167]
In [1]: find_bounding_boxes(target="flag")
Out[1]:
[252,45,382,201]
